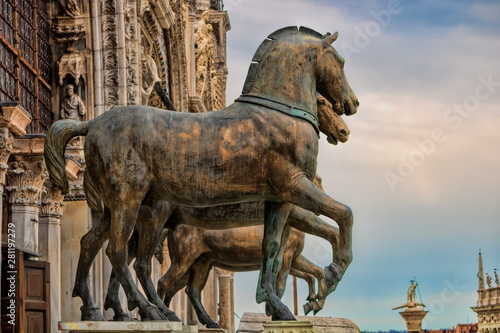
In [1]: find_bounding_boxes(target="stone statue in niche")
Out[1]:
[59,0,81,17]
[61,84,86,121]
[194,11,215,97]
[141,45,161,105]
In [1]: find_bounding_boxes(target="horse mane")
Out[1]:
[242,26,325,94]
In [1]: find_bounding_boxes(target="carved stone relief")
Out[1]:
[0,128,14,187]
[6,155,48,206]
[194,10,215,106]
[40,180,65,218]
[101,0,120,111]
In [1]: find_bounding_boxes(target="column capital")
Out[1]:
[6,154,48,206]
[40,180,65,218]
[216,268,234,278]
[0,128,14,187]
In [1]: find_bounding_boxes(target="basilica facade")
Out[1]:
[0,1,233,332]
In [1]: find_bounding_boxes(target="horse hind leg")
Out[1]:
[185,257,221,329]
[105,194,166,321]
[134,202,181,322]
[104,233,138,321]
[72,208,110,321]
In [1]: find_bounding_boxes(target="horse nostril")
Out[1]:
[340,129,348,137]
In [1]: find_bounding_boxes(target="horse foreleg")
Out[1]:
[106,200,166,321]
[256,202,295,321]
[72,209,110,321]
[287,206,339,262]
[290,255,326,315]
[186,258,221,329]
[282,178,353,295]
[290,268,316,302]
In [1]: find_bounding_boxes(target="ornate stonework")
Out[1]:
[40,180,65,218]
[194,10,215,107]
[125,0,140,105]
[0,128,14,186]
[101,0,120,111]
[6,155,48,206]
[473,252,500,333]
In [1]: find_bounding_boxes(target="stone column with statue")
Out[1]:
[392,280,427,333]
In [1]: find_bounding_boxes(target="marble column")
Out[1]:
[39,180,64,333]
[6,152,47,255]
[217,268,234,332]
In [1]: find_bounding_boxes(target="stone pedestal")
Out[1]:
[58,321,197,333]
[237,313,360,333]
[398,308,428,333]
[262,321,316,333]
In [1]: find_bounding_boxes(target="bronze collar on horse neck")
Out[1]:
[235,94,320,136]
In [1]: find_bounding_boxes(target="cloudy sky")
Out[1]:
[221,0,500,330]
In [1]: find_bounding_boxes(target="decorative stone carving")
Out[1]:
[101,0,120,111]
[194,11,215,101]
[58,53,87,86]
[141,45,161,105]
[40,180,65,218]
[0,102,32,137]
[0,128,14,186]
[6,155,47,206]
[52,17,86,53]
[125,0,140,105]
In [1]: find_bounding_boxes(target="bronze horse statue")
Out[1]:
[44,26,358,321]
[101,94,349,326]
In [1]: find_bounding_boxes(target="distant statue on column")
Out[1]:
[407,280,417,305]
[495,269,499,287]
[60,84,86,121]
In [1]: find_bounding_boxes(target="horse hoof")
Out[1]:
[164,311,182,322]
[113,314,134,321]
[271,306,296,321]
[324,264,344,291]
[139,306,168,321]
[303,303,313,315]
[206,322,222,329]
[80,306,105,321]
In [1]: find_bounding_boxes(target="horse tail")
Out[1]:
[44,119,89,195]
[83,170,103,214]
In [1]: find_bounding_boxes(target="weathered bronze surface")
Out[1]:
[44,26,358,322]
[103,96,349,327]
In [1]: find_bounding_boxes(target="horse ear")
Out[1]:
[323,32,338,45]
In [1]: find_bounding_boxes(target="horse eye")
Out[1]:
[318,100,326,105]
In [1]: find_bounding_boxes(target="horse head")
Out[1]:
[316,32,359,116]
[317,94,350,145]
[241,26,359,133]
